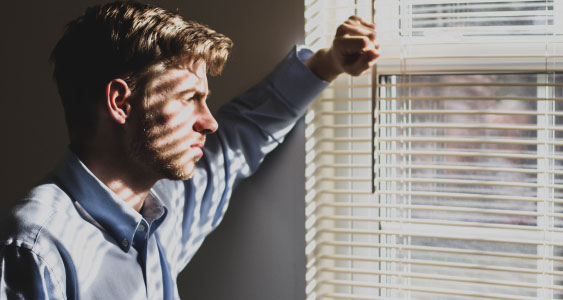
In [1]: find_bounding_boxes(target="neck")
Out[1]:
[72,143,159,212]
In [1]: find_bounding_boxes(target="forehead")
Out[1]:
[145,59,208,97]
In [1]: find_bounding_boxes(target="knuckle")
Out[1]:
[332,36,343,47]
[336,23,349,35]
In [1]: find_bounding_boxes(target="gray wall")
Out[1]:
[1,1,308,299]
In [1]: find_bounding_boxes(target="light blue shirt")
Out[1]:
[0,46,328,300]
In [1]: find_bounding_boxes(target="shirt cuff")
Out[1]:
[266,45,329,116]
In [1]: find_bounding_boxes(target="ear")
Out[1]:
[105,79,132,124]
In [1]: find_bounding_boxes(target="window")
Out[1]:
[304,0,563,299]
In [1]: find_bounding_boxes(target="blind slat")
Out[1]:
[375,190,563,204]
[321,279,539,300]
[378,82,563,87]
[319,254,563,277]
[317,202,563,219]
[378,123,563,131]
[319,267,563,291]
[376,163,563,175]
[406,0,552,5]
[316,240,563,262]
[376,177,563,190]
[413,11,554,19]
[316,228,563,247]
[376,149,563,161]
[316,215,563,234]
[377,109,563,116]
[318,293,395,300]
[378,96,563,101]
[377,136,563,146]
[331,82,563,88]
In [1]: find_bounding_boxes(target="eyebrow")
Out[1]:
[176,88,211,99]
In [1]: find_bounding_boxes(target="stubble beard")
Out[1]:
[128,111,199,181]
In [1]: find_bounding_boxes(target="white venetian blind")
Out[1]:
[304,0,563,299]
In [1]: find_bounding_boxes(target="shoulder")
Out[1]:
[0,182,77,251]
[0,183,77,299]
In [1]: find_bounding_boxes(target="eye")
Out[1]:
[183,96,196,103]
[181,92,197,103]
[185,93,208,104]
[179,91,208,104]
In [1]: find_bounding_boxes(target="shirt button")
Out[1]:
[121,239,129,248]
[138,224,146,232]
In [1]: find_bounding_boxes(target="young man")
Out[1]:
[0,1,378,299]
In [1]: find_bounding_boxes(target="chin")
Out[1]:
[159,160,197,181]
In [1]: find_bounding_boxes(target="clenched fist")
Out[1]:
[305,16,379,81]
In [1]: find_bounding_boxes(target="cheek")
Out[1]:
[149,105,199,149]
[164,102,197,129]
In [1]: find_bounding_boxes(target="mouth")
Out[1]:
[190,141,205,158]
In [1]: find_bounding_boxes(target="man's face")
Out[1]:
[128,59,218,180]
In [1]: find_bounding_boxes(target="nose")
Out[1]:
[193,103,218,135]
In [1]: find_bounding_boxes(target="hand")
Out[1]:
[305,16,379,81]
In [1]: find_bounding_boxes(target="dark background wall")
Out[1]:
[0,1,308,299]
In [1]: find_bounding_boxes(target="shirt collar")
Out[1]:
[51,149,167,252]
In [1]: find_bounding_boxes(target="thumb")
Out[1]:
[348,50,378,76]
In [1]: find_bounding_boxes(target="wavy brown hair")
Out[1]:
[50,1,233,145]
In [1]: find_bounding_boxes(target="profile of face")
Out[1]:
[127,59,218,181]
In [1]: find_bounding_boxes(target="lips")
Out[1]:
[190,141,205,157]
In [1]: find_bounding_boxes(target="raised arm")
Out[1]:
[153,16,380,274]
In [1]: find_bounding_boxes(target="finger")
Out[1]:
[346,15,364,24]
[359,18,376,29]
[364,48,380,62]
[346,51,379,76]
[334,36,378,55]
[341,19,375,34]
[359,48,380,66]
[336,23,377,40]
[345,16,376,29]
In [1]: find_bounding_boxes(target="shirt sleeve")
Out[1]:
[0,245,66,300]
[153,45,329,274]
